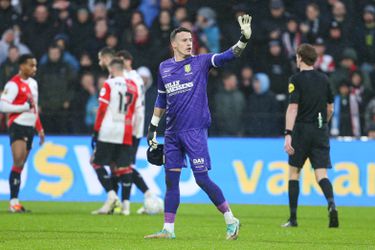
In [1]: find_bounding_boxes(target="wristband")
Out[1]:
[284,129,293,136]
[149,124,157,132]
[239,34,249,43]
[151,115,160,127]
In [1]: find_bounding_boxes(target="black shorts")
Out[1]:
[9,123,35,150]
[93,141,132,167]
[289,123,332,169]
[129,137,141,164]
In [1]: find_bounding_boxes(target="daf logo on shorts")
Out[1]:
[193,158,204,165]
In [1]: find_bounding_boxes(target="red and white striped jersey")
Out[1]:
[96,76,140,145]
[0,75,39,127]
[124,69,145,139]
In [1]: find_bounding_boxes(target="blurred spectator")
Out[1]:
[331,80,361,137]
[138,0,159,27]
[151,10,174,47]
[331,1,352,40]
[70,72,97,133]
[173,6,188,26]
[353,5,375,70]
[39,34,80,72]
[86,18,108,59]
[137,66,153,91]
[160,0,174,11]
[127,23,159,71]
[238,65,254,99]
[105,32,120,50]
[112,0,139,33]
[300,3,328,43]
[313,37,335,73]
[22,4,56,59]
[52,0,73,34]
[325,21,350,63]
[365,97,375,135]
[214,72,245,136]
[70,7,94,58]
[282,15,304,60]
[121,10,144,48]
[0,28,30,65]
[330,48,371,94]
[0,45,19,87]
[260,40,291,96]
[258,0,287,44]
[92,2,108,22]
[245,73,280,137]
[195,7,220,53]
[37,45,76,134]
[78,52,95,76]
[0,0,19,35]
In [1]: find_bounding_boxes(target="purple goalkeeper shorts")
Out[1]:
[164,128,211,172]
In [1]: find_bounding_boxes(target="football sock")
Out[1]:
[164,170,181,229]
[132,168,149,193]
[92,164,113,192]
[117,168,133,201]
[289,180,299,221]
[111,174,119,193]
[319,178,336,209]
[193,171,226,209]
[9,166,22,199]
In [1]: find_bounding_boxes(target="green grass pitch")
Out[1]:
[0,202,374,249]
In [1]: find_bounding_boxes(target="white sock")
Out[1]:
[224,210,236,225]
[108,190,118,200]
[123,200,130,210]
[10,198,19,206]
[163,223,174,233]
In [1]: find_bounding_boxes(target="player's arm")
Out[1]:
[210,14,252,68]
[133,82,145,139]
[92,82,110,149]
[326,80,334,122]
[327,103,334,122]
[0,82,30,113]
[147,70,166,148]
[284,78,299,155]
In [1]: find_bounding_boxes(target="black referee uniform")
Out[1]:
[288,69,334,169]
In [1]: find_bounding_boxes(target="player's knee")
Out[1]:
[165,170,180,190]
[193,171,209,187]
[13,159,24,167]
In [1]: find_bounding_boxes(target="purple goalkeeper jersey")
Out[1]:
[155,52,227,133]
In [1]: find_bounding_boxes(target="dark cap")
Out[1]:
[269,40,281,47]
[271,0,284,9]
[364,5,375,15]
[314,37,325,45]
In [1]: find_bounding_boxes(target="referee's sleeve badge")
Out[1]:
[288,83,295,93]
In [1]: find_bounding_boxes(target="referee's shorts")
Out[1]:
[289,122,332,169]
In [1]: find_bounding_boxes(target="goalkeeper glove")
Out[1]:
[237,14,252,40]
[147,124,158,149]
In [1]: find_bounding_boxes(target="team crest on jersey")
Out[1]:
[184,64,191,73]
[288,83,295,93]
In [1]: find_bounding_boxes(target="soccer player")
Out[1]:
[91,58,140,214]
[144,15,252,240]
[116,50,156,215]
[283,44,339,228]
[0,54,44,213]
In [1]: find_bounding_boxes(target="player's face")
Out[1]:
[172,32,193,57]
[98,53,110,70]
[296,54,301,68]
[21,58,37,77]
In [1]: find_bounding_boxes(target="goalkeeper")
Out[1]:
[144,15,252,240]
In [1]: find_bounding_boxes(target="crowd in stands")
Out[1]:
[1,0,375,137]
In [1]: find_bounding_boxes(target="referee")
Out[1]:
[283,44,339,228]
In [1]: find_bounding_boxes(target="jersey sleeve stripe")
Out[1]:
[211,54,218,68]
[98,98,109,104]
[158,90,166,94]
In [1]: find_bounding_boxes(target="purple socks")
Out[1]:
[164,170,181,224]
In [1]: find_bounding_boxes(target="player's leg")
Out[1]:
[282,166,301,227]
[8,124,34,213]
[144,133,182,239]
[91,142,119,214]
[311,127,338,228]
[183,129,239,240]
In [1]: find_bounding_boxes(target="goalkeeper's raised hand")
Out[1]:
[237,14,252,40]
